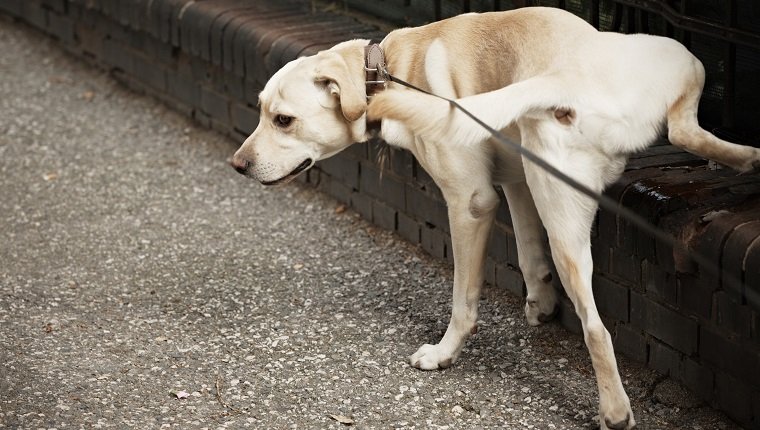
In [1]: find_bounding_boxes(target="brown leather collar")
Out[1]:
[364,41,386,136]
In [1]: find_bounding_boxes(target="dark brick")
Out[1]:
[23,0,48,31]
[609,248,642,286]
[744,237,760,311]
[372,200,396,232]
[389,147,413,179]
[648,339,680,376]
[644,262,677,304]
[41,0,65,13]
[200,87,229,123]
[722,220,760,303]
[677,273,713,320]
[359,162,405,210]
[350,190,372,221]
[714,291,752,339]
[420,224,446,260]
[558,297,583,335]
[495,264,524,298]
[506,231,520,268]
[488,227,509,264]
[343,141,368,161]
[317,156,359,191]
[224,10,296,75]
[102,38,134,73]
[593,274,629,322]
[630,291,698,355]
[327,177,353,206]
[0,0,23,15]
[47,11,75,43]
[396,212,420,245]
[613,324,648,363]
[265,20,370,72]
[699,325,760,386]
[167,71,200,109]
[678,356,714,401]
[133,53,167,92]
[495,197,511,226]
[75,23,104,59]
[591,244,611,274]
[230,103,258,135]
[484,258,496,286]
[405,185,448,232]
[715,371,753,427]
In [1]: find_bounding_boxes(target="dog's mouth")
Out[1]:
[261,158,313,186]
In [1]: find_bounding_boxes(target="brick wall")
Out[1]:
[3,0,759,427]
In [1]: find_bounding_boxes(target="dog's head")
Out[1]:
[231,40,369,185]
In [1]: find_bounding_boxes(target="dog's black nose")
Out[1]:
[230,156,250,174]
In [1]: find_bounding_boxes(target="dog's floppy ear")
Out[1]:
[314,51,366,122]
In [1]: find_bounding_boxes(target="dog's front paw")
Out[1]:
[410,343,456,370]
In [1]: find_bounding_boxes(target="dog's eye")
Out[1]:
[274,115,294,128]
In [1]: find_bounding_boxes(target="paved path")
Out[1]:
[0,17,737,429]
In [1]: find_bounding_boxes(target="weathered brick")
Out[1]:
[648,339,679,376]
[102,38,134,73]
[678,356,714,401]
[677,273,713,320]
[317,156,359,191]
[495,263,523,298]
[714,291,751,339]
[200,86,229,123]
[0,0,23,15]
[167,71,200,109]
[133,53,167,91]
[360,162,405,210]
[592,274,629,322]
[699,325,760,386]
[715,371,753,427]
[721,219,760,303]
[47,11,75,43]
[488,227,509,264]
[484,258,496,286]
[609,248,642,286]
[630,291,698,355]
[643,262,677,304]
[350,190,372,221]
[558,297,582,335]
[396,212,420,245]
[372,200,396,232]
[41,0,65,13]
[420,224,446,260]
[405,185,448,232]
[22,0,47,31]
[613,323,648,364]
[230,103,258,135]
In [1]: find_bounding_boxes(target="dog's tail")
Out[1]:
[367,74,576,147]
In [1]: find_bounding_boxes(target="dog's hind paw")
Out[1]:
[410,343,456,370]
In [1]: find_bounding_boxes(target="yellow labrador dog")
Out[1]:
[231,7,760,429]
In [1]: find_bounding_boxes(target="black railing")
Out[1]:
[338,0,760,141]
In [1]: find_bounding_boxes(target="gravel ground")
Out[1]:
[0,17,740,430]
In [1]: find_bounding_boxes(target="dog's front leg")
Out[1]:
[411,185,499,370]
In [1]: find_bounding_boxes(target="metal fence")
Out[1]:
[337,0,760,142]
